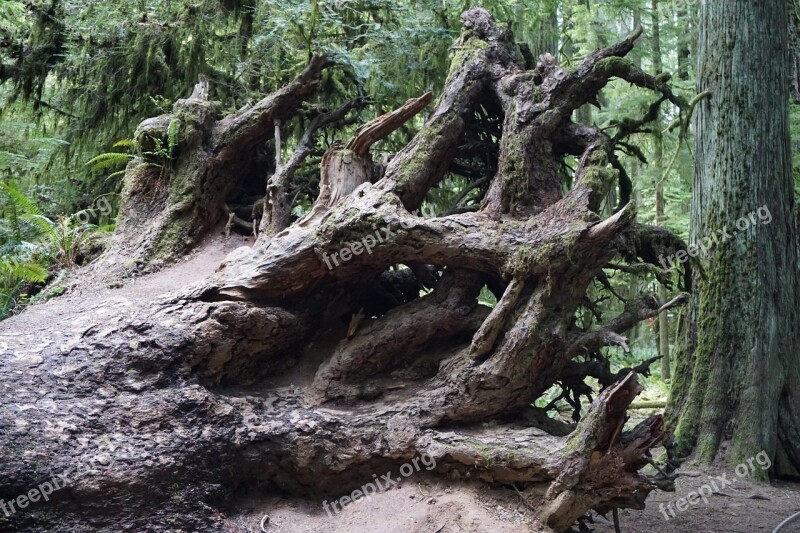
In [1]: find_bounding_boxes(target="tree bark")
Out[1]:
[97,56,330,274]
[651,0,671,380]
[667,0,800,477]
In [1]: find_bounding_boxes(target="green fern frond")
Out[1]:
[113,138,139,149]
[0,258,48,284]
[0,181,49,242]
[104,169,127,183]
[0,181,45,219]
[167,118,182,157]
[85,152,135,172]
[21,213,57,241]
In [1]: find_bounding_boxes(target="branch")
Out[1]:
[205,184,633,301]
[618,223,692,290]
[444,176,490,215]
[540,372,667,530]
[611,97,667,144]
[223,203,253,237]
[345,92,432,156]
[378,10,512,210]
[213,55,330,161]
[567,292,687,357]
[577,25,645,76]
[469,277,525,360]
[264,97,368,234]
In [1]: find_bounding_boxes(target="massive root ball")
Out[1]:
[0,8,689,532]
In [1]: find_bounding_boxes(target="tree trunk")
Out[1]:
[676,3,692,82]
[651,0,671,380]
[668,0,800,477]
[531,1,559,61]
[1,8,694,531]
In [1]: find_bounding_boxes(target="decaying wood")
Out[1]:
[0,8,692,532]
[262,97,368,236]
[345,92,432,156]
[298,92,433,228]
[96,56,331,273]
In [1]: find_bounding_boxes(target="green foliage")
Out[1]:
[0,257,47,284]
[86,139,139,183]
[146,118,181,174]
[1,180,104,268]
[0,255,48,319]
[0,179,112,320]
[86,152,135,174]
[38,212,105,269]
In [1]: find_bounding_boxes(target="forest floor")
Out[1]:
[0,230,251,357]
[2,231,799,533]
[219,468,800,533]
[226,468,800,532]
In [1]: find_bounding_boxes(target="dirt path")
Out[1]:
[223,465,800,532]
[0,231,251,359]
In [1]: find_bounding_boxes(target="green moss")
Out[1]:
[594,56,633,77]
[147,208,196,267]
[447,36,489,76]
[694,432,718,464]
[499,126,530,209]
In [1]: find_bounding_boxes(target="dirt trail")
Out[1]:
[224,468,800,533]
[0,231,250,359]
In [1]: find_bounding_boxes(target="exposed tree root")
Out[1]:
[0,8,697,532]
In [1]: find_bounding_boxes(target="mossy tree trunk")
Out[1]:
[667,0,800,478]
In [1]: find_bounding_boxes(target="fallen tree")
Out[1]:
[0,8,692,531]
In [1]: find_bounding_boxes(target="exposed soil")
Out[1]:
[0,229,251,358]
[223,465,800,532]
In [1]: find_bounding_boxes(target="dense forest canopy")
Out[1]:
[1,0,703,210]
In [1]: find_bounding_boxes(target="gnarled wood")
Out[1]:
[297,92,433,229]
[0,8,696,532]
[98,56,330,273]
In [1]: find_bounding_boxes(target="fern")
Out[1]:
[0,257,47,320]
[113,139,139,149]
[0,180,46,243]
[20,213,57,243]
[85,152,135,173]
[0,182,100,268]
[43,213,104,268]
[0,280,26,320]
[0,258,48,285]
[167,118,181,158]
[0,181,45,219]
